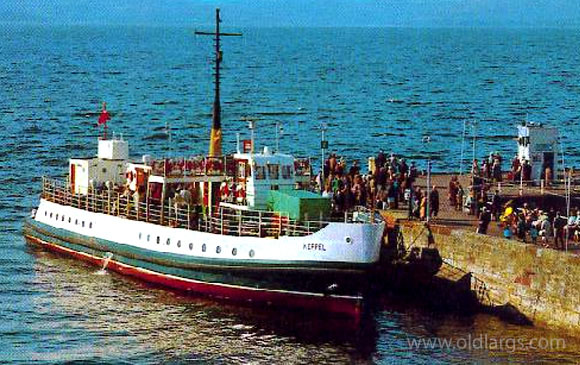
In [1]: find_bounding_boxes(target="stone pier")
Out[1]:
[392,216,580,337]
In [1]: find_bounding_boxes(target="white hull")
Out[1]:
[35,199,384,265]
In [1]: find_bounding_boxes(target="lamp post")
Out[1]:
[422,135,432,223]
[247,119,256,154]
[566,169,571,252]
[460,120,467,176]
[471,120,477,166]
[275,121,284,153]
[320,122,328,175]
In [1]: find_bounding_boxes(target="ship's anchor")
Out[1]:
[96,252,114,274]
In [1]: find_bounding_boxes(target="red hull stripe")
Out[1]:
[25,235,362,317]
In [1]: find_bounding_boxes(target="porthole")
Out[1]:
[44,211,47,216]
[189,243,193,250]
[147,234,150,242]
[55,214,59,220]
[249,249,255,258]
[202,244,207,252]
[177,240,181,248]
[139,232,142,240]
[50,213,53,218]
[89,222,93,229]
[216,246,221,254]
[156,236,160,244]
[345,236,353,244]
[232,248,237,256]
[68,217,71,223]
[75,219,78,225]
[61,215,65,222]
[82,221,85,227]
[166,238,170,246]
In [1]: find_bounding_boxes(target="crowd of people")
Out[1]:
[313,150,574,251]
[315,151,440,221]
[499,203,578,249]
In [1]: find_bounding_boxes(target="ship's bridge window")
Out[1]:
[267,164,279,179]
[282,165,292,179]
[255,165,266,180]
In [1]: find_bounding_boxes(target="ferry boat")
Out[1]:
[23,9,385,316]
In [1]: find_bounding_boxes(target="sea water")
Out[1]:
[1,24,580,363]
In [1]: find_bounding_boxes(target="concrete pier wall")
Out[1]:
[399,220,580,336]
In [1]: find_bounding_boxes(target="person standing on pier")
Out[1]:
[477,206,492,234]
[430,185,439,218]
[553,212,566,249]
[491,190,501,221]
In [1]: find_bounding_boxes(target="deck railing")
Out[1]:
[40,177,381,239]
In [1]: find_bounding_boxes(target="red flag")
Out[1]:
[98,102,110,126]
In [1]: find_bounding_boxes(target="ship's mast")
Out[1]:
[195,8,242,157]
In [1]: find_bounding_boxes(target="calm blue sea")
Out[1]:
[1,24,580,363]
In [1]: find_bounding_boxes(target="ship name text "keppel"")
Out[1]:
[303,243,326,251]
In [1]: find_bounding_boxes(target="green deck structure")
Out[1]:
[267,190,331,221]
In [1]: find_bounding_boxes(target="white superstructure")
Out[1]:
[517,123,559,180]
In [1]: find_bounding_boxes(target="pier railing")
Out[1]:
[40,177,380,239]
